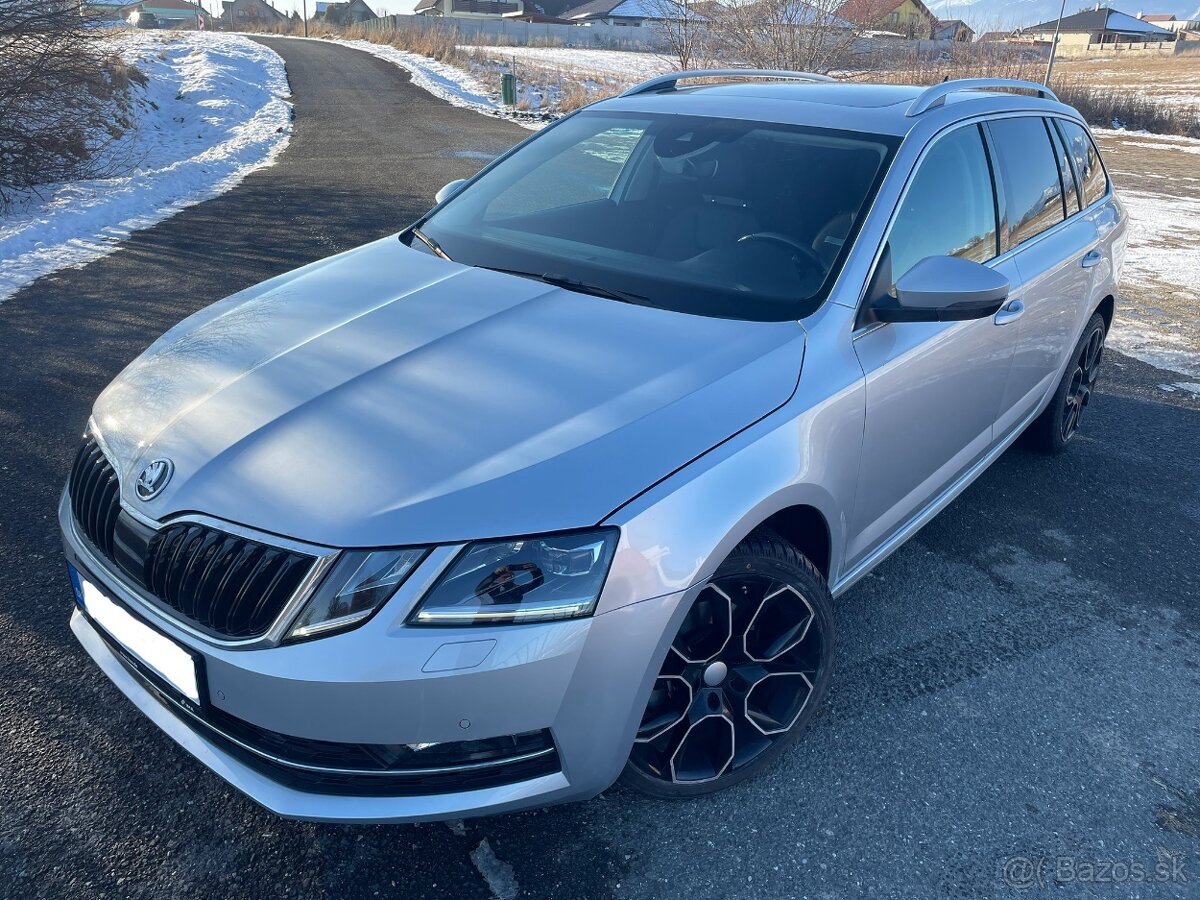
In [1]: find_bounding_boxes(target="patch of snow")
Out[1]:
[1118,189,1200,294]
[469,838,519,900]
[0,33,290,304]
[1107,187,1200,378]
[1094,128,1200,152]
[274,35,549,130]
[303,36,498,112]
[465,45,672,83]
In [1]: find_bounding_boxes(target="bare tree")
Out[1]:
[648,0,711,70]
[0,0,142,203]
[710,0,867,73]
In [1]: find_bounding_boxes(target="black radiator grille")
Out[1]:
[68,436,317,640]
[144,524,315,639]
[69,436,121,559]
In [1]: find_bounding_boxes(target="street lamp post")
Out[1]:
[1043,0,1069,86]
[303,0,308,35]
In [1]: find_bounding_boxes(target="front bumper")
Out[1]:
[61,495,686,823]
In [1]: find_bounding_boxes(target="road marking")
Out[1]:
[470,838,519,900]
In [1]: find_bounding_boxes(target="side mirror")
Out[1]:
[434,179,468,205]
[869,256,1009,324]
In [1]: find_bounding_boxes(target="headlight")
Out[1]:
[408,528,618,626]
[286,548,427,642]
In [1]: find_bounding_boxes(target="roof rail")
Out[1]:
[620,69,835,98]
[906,78,1060,116]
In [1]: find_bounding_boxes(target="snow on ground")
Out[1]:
[282,36,552,126]
[292,36,502,115]
[465,45,672,82]
[0,32,290,304]
[1108,184,1200,378]
[306,37,671,119]
[464,45,672,111]
[1093,130,1200,379]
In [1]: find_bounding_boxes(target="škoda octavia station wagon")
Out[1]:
[62,72,1126,822]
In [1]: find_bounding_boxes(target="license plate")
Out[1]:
[73,568,201,704]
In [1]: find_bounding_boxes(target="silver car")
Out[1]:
[62,72,1126,823]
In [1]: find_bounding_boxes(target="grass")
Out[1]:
[847,51,1200,138]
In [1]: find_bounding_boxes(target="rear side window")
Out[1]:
[987,117,1065,247]
[885,124,998,287]
[1056,119,1109,207]
[1048,119,1081,214]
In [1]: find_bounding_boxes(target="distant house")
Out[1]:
[975,30,1014,42]
[503,0,576,20]
[934,18,973,41]
[316,0,376,22]
[1019,6,1175,45]
[414,0,524,17]
[81,0,130,24]
[120,0,211,27]
[220,0,287,25]
[836,0,936,38]
[1139,11,1200,32]
[746,0,851,27]
[558,0,701,25]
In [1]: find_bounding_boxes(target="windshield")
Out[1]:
[412,111,897,321]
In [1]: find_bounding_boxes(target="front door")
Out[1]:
[846,122,1018,569]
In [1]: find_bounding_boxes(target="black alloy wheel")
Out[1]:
[1025,311,1108,454]
[621,533,833,797]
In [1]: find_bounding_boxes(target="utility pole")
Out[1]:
[303,0,308,35]
[1043,0,1068,86]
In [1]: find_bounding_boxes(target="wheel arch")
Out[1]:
[751,504,833,581]
[1095,294,1115,333]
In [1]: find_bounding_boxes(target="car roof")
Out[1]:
[592,80,1075,138]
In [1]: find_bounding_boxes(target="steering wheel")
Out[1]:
[737,232,824,274]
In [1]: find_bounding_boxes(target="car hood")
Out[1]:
[92,237,805,547]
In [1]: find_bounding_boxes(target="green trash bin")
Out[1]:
[501,72,516,107]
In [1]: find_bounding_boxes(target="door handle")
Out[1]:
[1081,250,1103,268]
[994,299,1025,326]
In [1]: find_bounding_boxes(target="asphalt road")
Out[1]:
[1,37,1198,900]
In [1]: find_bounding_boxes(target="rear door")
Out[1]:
[846,123,1020,568]
[985,116,1100,439]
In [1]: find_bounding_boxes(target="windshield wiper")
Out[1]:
[478,266,649,306]
[410,227,450,261]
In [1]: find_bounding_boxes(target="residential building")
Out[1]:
[316,0,376,22]
[934,18,973,41]
[1138,11,1200,32]
[836,0,937,38]
[558,0,699,25]
[414,0,524,17]
[220,0,288,25]
[120,0,212,27]
[1019,6,1175,46]
[81,0,130,24]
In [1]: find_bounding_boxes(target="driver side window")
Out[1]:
[883,124,999,292]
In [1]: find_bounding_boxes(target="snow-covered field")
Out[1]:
[464,46,671,82]
[0,32,291,304]
[1094,129,1200,380]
